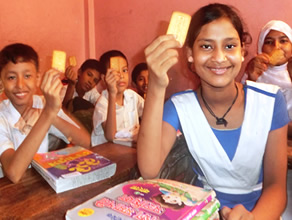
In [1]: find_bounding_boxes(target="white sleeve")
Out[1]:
[92,95,108,130]
[91,94,109,146]
[87,88,101,105]
[0,115,15,178]
[0,116,14,157]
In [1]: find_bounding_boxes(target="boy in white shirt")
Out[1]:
[91,50,144,146]
[61,59,103,108]
[0,43,90,183]
[61,59,103,132]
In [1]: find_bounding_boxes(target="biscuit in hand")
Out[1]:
[52,50,66,72]
[110,57,120,71]
[166,11,191,46]
[269,49,284,66]
[69,56,77,67]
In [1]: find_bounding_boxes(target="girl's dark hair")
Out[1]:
[131,62,148,84]
[79,59,103,74]
[99,50,128,74]
[186,3,252,49]
[0,43,39,73]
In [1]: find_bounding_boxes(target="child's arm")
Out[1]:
[221,125,288,220]
[102,69,118,141]
[52,67,91,148]
[137,35,180,179]
[51,114,91,148]
[62,66,78,108]
[0,69,63,183]
[245,53,270,81]
[252,125,287,219]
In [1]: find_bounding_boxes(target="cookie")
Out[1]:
[110,57,120,71]
[69,56,77,67]
[269,49,284,66]
[166,11,191,45]
[52,50,66,72]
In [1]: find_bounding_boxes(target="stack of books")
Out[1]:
[66,178,220,220]
[32,146,116,193]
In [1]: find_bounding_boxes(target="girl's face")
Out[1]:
[191,17,243,88]
[1,61,39,114]
[161,193,182,206]
[262,30,292,66]
[135,70,148,96]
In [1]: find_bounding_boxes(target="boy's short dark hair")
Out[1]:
[132,62,148,84]
[99,50,128,75]
[0,43,39,74]
[79,59,103,74]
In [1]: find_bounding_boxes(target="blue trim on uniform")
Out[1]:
[169,89,194,99]
[245,84,277,98]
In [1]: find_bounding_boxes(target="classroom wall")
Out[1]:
[93,0,292,98]
[1,0,292,98]
[0,0,87,75]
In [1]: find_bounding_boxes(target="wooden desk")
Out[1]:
[0,142,137,219]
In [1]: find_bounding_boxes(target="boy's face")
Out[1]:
[78,68,101,92]
[135,70,148,96]
[262,30,292,66]
[0,61,39,113]
[111,56,129,94]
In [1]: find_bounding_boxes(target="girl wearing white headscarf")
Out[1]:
[242,20,292,119]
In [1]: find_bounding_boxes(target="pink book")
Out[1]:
[66,178,217,220]
[32,146,116,193]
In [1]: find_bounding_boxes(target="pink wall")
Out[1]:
[0,0,86,75]
[1,0,292,98]
[93,0,292,98]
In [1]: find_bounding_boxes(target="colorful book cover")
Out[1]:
[32,146,116,193]
[208,211,220,220]
[66,178,217,220]
[192,199,220,220]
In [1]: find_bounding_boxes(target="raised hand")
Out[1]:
[245,53,270,81]
[65,65,78,85]
[105,69,119,96]
[144,35,181,89]
[40,69,63,115]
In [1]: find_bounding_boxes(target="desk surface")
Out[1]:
[0,143,137,220]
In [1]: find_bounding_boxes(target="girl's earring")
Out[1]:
[187,56,196,73]
[242,56,245,62]
[188,56,194,63]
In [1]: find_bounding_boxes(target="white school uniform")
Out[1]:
[0,95,79,178]
[171,81,277,194]
[91,89,144,146]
